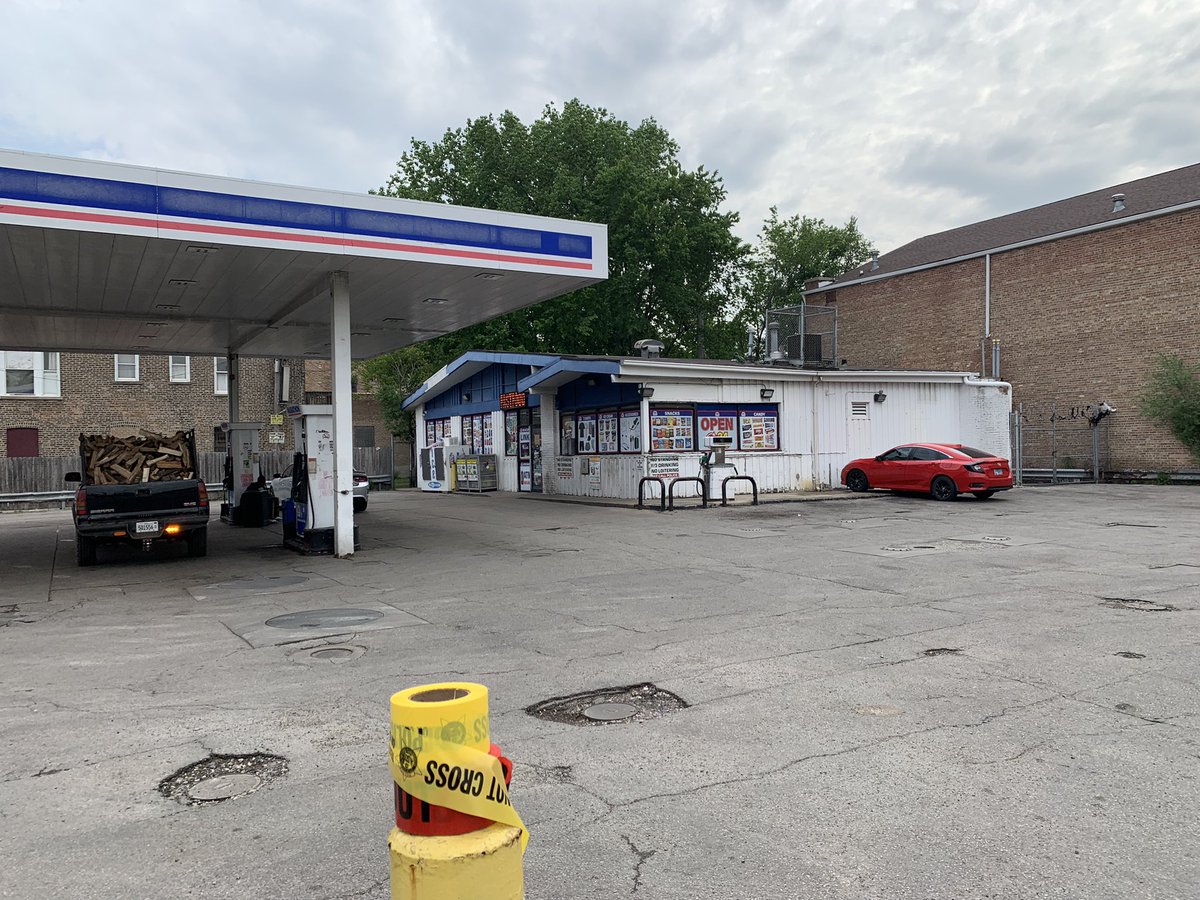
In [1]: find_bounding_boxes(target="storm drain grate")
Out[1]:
[526,683,687,727]
[923,647,963,657]
[1100,597,1177,612]
[159,753,287,805]
[265,608,384,629]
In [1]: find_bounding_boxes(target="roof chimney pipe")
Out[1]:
[1111,193,1126,213]
[870,252,880,272]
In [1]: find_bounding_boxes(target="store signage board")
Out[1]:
[499,391,528,410]
[647,455,680,479]
[555,457,574,479]
[268,430,286,444]
[698,407,737,449]
[269,413,285,426]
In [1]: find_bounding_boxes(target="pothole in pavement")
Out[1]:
[1115,651,1147,659]
[1100,597,1177,612]
[923,647,963,657]
[526,683,688,726]
[159,753,287,805]
[265,608,385,629]
[289,643,367,663]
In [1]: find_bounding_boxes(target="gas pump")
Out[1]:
[701,435,737,501]
[282,404,358,554]
[219,422,265,525]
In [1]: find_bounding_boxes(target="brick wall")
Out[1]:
[303,359,393,449]
[0,353,305,458]
[814,210,1200,472]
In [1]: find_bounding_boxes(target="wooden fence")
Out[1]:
[1,446,399,495]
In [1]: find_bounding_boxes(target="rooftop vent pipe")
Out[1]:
[1112,193,1126,213]
[634,338,664,359]
[870,253,880,272]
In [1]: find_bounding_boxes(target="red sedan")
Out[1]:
[841,443,1014,501]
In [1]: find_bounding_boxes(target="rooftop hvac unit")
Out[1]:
[785,333,823,364]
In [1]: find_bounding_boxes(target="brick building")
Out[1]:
[804,163,1200,474]
[0,351,390,461]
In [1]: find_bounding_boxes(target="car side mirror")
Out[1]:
[65,472,81,483]
[874,455,884,462]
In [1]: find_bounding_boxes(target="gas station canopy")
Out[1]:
[0,149,608,358]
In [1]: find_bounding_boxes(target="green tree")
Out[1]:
[738,208,875,357]
[1140,354,1200,463]
[373,100,746,371]
[354,343,444,443]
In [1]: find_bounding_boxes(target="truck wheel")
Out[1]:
[76,536,97,567]
[187,528,208,558]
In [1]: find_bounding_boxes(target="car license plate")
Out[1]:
[993,468,1004,475]
[135,520,159,534]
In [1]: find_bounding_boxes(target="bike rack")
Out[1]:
[637,477,666,512]
[721,475,759,506]
[667,477,708,510]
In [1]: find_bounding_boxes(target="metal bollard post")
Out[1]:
[388,682,527,899]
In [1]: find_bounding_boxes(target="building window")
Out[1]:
[169,356,191,383]
[619,409,641,453]
[425,417,451,447]
[1,352,61,397]
[504,411,518,456]
[214,357,228,395]
[560,413,576,456]
[304,391,331,404]
[115,354,139,382]
[213,426,228,454]
[6,427,39,457]
[650,407,695,452]
[353,425,376,448]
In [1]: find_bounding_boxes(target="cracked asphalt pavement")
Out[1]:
[1,485,1198,899]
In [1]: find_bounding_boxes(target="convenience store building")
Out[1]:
[403,350,1012,498]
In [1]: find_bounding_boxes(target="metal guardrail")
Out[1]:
[667,477,707,511]
[637,477,666,512]
[720,475,758,506]
[0,483,227,509]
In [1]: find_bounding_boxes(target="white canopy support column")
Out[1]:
[330,271,355,557]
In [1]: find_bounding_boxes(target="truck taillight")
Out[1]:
[74,488,88,515]
[198,482,209,508]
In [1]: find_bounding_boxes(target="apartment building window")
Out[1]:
[169,356,191,383]
[2,351,62,397]
[115,354,139,382]
[213,426,228,454]
[214,357,229,395]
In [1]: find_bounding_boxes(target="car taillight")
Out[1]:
[964,463,984,473]
[74,488,87,515]
[198,482,209,508]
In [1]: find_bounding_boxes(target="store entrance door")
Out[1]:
[516,408,542,493]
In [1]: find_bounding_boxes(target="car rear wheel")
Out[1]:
[973,490,996,500]
[845,469,870,492]
[931,476,958,501]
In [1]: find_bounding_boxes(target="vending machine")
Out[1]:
[282,404,358,553]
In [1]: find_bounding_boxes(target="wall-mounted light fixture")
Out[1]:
[760,387,774,400]
[638,385,655,399]
[463,391,472,402]
[873,391,887,403]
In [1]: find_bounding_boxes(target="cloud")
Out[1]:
[1,0,1197,253]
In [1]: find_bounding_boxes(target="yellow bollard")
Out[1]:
[388,682,527,900]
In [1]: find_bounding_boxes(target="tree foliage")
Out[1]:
[738,208,875,357]
[1140,354,1200,463]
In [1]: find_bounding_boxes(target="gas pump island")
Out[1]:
[282,404,359,554]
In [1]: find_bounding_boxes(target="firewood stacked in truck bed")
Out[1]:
[81,431,196,484]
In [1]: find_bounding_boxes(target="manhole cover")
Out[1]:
[1100,597,1177,612]
[189,774,262,801]
[583,702,638,722]
[159,753,286,805]
[312,647,355,659]
[923,647,963,657]
[1115,651,1146,659]
[527,683,687,727]
[265,608,385,629]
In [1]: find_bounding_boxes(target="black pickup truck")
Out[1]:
[65,430,210,566]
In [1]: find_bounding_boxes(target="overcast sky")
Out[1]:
[3,0,1198,252]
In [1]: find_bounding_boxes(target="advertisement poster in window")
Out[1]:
[560,414,576,455]
[481,415,494,454]
[619,409,641,452]
[519,462,532,490]
[425,420,435,447]
[739,406,779,450]
[697,407,738,449]
[505,411,518,455]
[518,425,531,459]
[650,408,694,451]
[462,417,474,453]
[576,415,597,454]
[597,412,618,453]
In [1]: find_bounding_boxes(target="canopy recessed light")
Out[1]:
[474,272,504,280]
[185,245,219,254]
[167,278,195,286]
[154,303,181,311]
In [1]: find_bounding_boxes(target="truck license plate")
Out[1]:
[135,521,159,534]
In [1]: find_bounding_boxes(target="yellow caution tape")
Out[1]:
[389,682,528,852]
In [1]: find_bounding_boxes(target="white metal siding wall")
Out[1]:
[959,382,1013,458]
